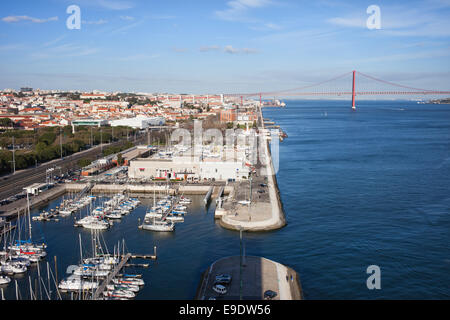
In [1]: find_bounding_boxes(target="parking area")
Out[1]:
[198,256,286,300]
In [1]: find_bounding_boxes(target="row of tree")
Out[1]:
[0,125,139,175]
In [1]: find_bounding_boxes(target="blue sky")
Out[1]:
[0,0,449,94]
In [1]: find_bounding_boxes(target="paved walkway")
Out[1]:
[219,137,286,231]
[196,256,302,300]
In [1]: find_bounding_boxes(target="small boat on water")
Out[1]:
[170,210,186,216]
[105,212,122,220]
[59,207,75,216]
[139,218,174,232]
[103,289,135,299]
[113,277,145,286]
[32,209,58,221]
[165,215,184,223]
[0,275,11,285]
[107,284,140,293]
[0,261,27,275]
[82,220,110,230]
[145,212,163,219]
[72,265,110,278]
[179,196,191,205]
[59,275,99,292]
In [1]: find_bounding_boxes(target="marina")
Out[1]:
[1,100,449,300]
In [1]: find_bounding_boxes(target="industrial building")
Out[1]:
[128,156,250,181]
[71,118,109,133]
[111,145,153,166]
[24,183,50,196]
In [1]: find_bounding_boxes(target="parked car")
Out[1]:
[0,199,11,206]
[214,274,232,285]
[212,284,227,295]
[264,290,277,300]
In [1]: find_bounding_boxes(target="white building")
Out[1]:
[128,156,250,181]
[109,116,165,129]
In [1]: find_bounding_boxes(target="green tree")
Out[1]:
[77,158,92,168]
[117,153,124,166]
[0,118,14,128]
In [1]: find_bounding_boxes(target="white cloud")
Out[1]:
[30,43,100,59]
[82,19,108,25]
[224,45,259,54]
[249,22,283,31]
[172,47,188,53]
[215,0,273,22]
[327,17,365,28]
[224,45,240,54]
[242,48,259,54]
[200,45,220,52]
[120,16,135,21]
[199,45,259,54]
[149,14,176,20]
[110,20,143,34]
[326,5,450,38]
[113,54,160,61]
[42,35,67,48]
[2,15,58,23]
[0,44,25,51]
[96,0,134,10]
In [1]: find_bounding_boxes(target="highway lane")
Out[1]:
[0,140,126,200]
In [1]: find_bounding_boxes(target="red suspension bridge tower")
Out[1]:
[352,70,356,111]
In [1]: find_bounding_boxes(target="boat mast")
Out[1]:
[26,192,32,241]
[79,234,83,264]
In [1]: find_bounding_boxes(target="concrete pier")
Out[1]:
[195,256,302,300]
[217,138,286,232]
[0,184,67,221]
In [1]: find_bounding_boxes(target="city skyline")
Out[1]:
[1,0,450,94]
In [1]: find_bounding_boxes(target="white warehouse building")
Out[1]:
[128,156,250,181]
[109,116,165,129]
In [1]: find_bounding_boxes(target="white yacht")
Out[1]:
[107,284,140,293]
[113,277,145,286]
[140,218,174,232]
[0,275,11,285]
[103,289,135,299]
[105,212,122,220]
[0,261,27,274]
[165,215,185,223]
[179,196,192,205]
[72,265,110,278]
[82,220,109,230]
[59,275,99,292]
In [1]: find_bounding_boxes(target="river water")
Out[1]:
[1,100,449,299]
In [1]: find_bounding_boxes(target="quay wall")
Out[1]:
[1,182,234,221]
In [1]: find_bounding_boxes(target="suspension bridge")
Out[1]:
[225,70,450,110]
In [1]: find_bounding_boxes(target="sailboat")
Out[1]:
[140,217,175,232]
[0,275,11,285]
[179,196,192,205]
[8,193,47,263]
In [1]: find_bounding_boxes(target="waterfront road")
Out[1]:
[0,130,153,203]
[0,141,123,202]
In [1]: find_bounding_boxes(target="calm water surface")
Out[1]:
[2,100,449,299]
